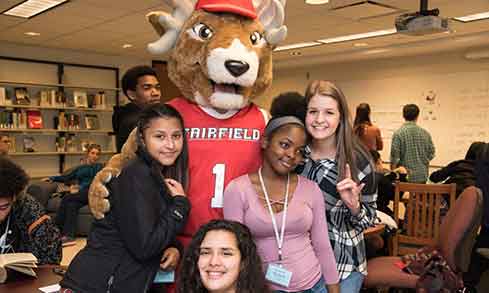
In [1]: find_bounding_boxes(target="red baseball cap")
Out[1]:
[195,0,257,19]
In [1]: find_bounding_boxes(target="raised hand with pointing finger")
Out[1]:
[336,164,365,216]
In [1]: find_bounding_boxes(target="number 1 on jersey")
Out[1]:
[211,164,226,208]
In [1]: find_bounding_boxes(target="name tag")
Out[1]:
[153,270,175,283]
[265,264,292,288]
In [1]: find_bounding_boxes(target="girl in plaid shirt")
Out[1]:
[297,80,377,293]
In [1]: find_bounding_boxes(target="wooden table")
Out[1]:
[0,266,63,293]
[364,223,386,238]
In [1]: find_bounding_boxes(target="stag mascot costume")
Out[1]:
[89,0,287,248]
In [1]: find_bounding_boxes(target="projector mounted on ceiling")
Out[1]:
[395,0,449,36]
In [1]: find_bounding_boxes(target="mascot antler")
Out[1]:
[146,0,196,54]
[254,0,287,45]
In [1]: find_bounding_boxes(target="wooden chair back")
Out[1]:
[391,182,456,256]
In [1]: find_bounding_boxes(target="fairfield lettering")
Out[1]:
[185,127,261,141]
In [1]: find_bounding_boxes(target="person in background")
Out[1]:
[47,144,104,246]
[429,141,484,196]
[60,104,190,293]
[370,150,407,218]
[224,103,340,293]
[353,103,383,151]
[0,157,61,264]
[390,104,435,183]
[112,65,161,152]
[0,134,11,156]
[297,80,377,293]
[178,219,270,293]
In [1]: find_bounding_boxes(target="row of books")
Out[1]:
[0,110,101,130]
[6,136,116,153]
[54,113,100,130]
[0,87,108,109]
[0,109,42,129]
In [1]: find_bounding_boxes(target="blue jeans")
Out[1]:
[325,272,364,293]
[274,276,327,293]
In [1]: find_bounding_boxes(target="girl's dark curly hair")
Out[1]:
[0,157,29,200]
[178,219,270,293]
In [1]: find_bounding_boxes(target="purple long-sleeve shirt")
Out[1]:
[223,174,339,291]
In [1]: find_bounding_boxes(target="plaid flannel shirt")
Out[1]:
[390,122,435,183]
[297,146,377,280]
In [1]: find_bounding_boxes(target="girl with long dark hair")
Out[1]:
[60,104,191,292]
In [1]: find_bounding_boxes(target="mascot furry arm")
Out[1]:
[89,0,287,236]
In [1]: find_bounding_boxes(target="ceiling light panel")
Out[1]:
[454,12,489,23]
[3,0,69,18]
[317,28,396,44]
[274,41,322,52]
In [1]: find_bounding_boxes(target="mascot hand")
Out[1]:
[88,166,120,219]
[89,129,138,219]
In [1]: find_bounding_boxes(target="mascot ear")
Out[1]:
[254,0,287,46]
[146,0,196,54]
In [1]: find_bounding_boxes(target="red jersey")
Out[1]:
[168,97,265,246]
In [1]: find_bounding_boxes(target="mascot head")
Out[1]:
[147,0,287,111]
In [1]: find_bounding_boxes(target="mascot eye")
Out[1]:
[250,31,263,45]
[193,23,213,40]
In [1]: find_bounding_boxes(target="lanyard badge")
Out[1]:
[258,168,293,288]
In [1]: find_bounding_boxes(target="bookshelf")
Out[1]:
[0,56,120,175]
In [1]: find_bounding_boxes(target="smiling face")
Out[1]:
[169,11,273,111]
[198,230,241,293]
[262,124,307,176]
[305,95,341,144]
[143,117,183,166]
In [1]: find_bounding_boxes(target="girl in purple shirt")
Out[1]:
[223,110,339,293]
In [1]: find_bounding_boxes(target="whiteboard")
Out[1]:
[338,70,489,167]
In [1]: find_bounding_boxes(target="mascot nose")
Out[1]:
[225,60,250,77]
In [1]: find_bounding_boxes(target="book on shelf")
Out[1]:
[54,112,67,130]
[0,87,5,105]
[73,91,88,108]
[8,136,15,153]
[91,91,106,109]
[84,114,99,130]
[66,134,77,152]
[56,136,66,152]
[68,113,80,130]
[39,89,58,107]
[0,110,27,129]
[27,110,43,129]
[0,253,38,283]
[23,136,36,152]
[14,87,30,105]
[80,139,92,152]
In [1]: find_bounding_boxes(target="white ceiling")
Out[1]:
[1,0,489,67]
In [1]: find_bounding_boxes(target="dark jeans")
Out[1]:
[55,189,88,238]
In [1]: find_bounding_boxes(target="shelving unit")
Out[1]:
[0,56,120,176]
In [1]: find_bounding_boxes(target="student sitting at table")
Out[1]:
[0,157,62,264]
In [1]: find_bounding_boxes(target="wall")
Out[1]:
[264,49,489,167]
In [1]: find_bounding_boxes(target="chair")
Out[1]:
[391,182,456,256]
[364,186,483,289]
[27,180,94,236]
